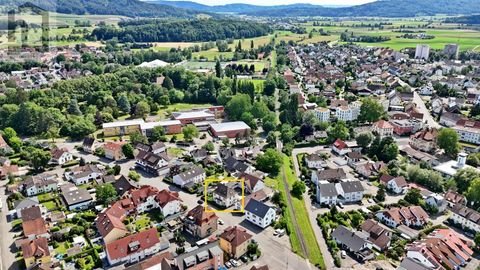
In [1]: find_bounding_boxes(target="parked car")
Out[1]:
[337,202,344,209]
[225,261,232,268]
[218,219,225,225]
[240,255,248,263]
[341,250,346,259]
[230,259,239,267]
[197,199,204,205]
[367,198,374,203]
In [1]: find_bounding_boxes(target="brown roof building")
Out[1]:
[105,228,161,265]
[219,226,253,258]
[184,205,218,239]
[21,237,51,268]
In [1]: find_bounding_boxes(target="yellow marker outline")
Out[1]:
[204,178,245,213]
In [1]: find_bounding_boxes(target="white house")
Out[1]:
[64,164,104,185]
[172,166,206,188]
[336,181,365,203]
[372,120,394,137]
[316,182,338,205]
[332,139,350,156]
[50,148,74,165]
[314,107,330,123]
[105,228,161,265]
[376,206,429,228]
[244,199,276,229]
[244,174,265,194]
[23,174,58,197]
[379,175,408,194]
[419,83,434,95]
[156,189,182,217]
[450,204,480,233]
[213,183,238,208]
[305,154,326,169]
[425,194,448,213]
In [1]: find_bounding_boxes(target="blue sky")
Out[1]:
[162,0,376,6]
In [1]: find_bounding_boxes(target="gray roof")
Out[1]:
[339,181,364,193]
[214,183,236,198]
[398,257,433,270]
[175,241,223,268]
[244,199,272,218]
[316,168,346,181]
[175,166,205,181]
[318,183,338,197]
[14,197,39,210]
[61,185,93,206]
[331,225,368,253]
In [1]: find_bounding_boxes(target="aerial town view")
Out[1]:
[1,0,480,269]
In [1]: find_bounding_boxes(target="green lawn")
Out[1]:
[38,193,55,202]
[55,242,69,255]
[277,155,326,268]
[42,200,58,211]
[167,147,184,158]
[135,215,152,231]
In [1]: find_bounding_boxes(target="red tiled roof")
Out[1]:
[103,142,125,152]
[333,139,347,150]
[374,120,393,129]
[130,186,159,206]
[220,226,252,248]
[23,217,48,236]
[187,205,218,226]
[106,228,160,261]
[155,189,181,208]
[21,237,50,259]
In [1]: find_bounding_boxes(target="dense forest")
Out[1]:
[0,0,202,18]
[91,19,272,43]
[445,15,480,25]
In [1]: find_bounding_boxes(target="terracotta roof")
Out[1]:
[155,189,182,208]
[411,128,438,142]
[250,265,269,270]
[130,185,159,206]
[21,206,42,222]
[125,252,174,270]
[333,139,348,150]
[106,228,160,261]
[220,226,252,248]
[444,191,466,204]
[103,142,125,152]
[373,120,393,129]
[22,237,50,259]
[50,147,68,160]
[244,173,262,191]
[96,199,131,238]
[186,205,218,226]
[23,217,48,236]
[379,174,395,185]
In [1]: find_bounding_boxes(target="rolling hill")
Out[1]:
[0,0,204,18]
[153,0,480,17]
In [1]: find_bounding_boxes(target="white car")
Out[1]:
[218,219,225,225]
[367,199,374,203]
[341,250,346,259]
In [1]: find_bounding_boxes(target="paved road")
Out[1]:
[413,91,440,129]
[0,179,19,270]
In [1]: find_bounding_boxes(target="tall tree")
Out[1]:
[215,59,223,78]
[134,101,151,118]
[67,99,82,115]
[359,97,384,122]
[117,94,131,114]
[437,128,460,157]
[183,125,199,142]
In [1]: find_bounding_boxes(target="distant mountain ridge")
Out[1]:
[152,0,480,17]
[0,0,204,18]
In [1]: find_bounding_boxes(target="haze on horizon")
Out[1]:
[159,0,377,6]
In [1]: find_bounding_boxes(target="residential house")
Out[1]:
[244,174,265,194]
[95,199,132,243]
[376,206,429,228]
[82,137,96,153]
[406,228,473,270]
[450,204,480,233]
[372,120,394,137]
[0,161,18,180]
[172,166,206,188]
[155,189,183,217]
[0,134,13,154]
[135,150,170,176]
[444,191,466,207]
[425,193,448,213]
[336,180,365,203]
[184,205,218,238]
[135,142,166,156]
[244,199,276,229]
[64,164,104,185]
[22,238,51,269]
[379,174,408,194]
[304,153,326,169]
[14,197,40,219]
[21,206,44,222]
[173,241,224,270]
[190,148,208,162]
[213,183,238,208]
[331,225,374,262]
[105,228,161,265]
[355,161,386,178]
[332,139,350,156]
[311,168,347,185]
[114,175,139,197]
[360,219,391,251]
[316,182,338,205]
[49,148,73,165]
[314,107,330,123]
[224,156,252,175]
[104,142,126,161]
[23,217,49,240]
[409,128,438,153]
[219,226,253,258]
[346,151,364,166]
[60,183,93,211]
[22,173,58,197]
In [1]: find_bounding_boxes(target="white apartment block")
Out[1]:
[314,107,330,123]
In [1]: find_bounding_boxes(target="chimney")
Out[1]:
[457,152,467,168]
